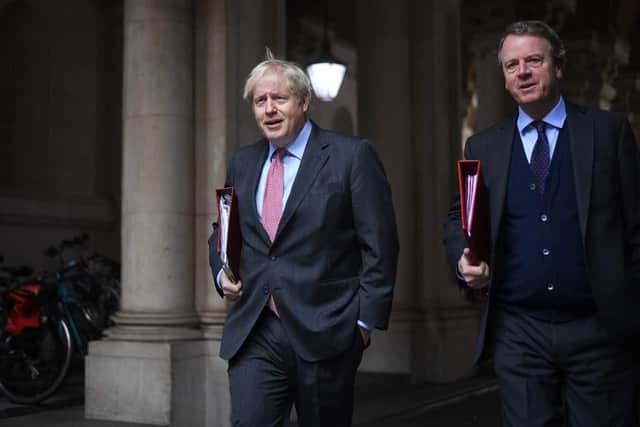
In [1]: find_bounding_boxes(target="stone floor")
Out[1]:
[352,372,500,426]
[0,368,502,427]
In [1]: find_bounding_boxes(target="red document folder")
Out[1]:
[457,160,489,265]
[216,187,241,283]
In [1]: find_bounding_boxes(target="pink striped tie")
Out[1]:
[261,148,286,317]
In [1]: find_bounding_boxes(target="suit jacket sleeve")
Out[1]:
[351,140,399,330]
[618,118,640,286]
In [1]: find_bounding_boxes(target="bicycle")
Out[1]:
[43,234,121,345]
[0,235,119,404]
[0,256,73,404]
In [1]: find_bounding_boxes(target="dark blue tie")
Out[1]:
[530,121,550,195]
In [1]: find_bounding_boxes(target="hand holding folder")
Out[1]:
[216,187,241,283]
[457,160,489,266]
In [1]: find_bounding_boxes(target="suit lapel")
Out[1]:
[489,120,515,249]
[275,125,330,241]
[566,104,593,242]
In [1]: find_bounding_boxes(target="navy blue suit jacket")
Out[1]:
[444,104,640,364]
[209,123,399,362]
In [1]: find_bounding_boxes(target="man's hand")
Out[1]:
[458,248,490,289]
[359,327,371,348]
[221,271,243,300]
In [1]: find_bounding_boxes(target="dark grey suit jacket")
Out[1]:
[209,123,399,362]
[444,103,640,364]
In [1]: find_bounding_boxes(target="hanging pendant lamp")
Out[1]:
[306,8,345,102]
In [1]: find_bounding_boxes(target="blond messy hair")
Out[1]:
[243,47,313,105]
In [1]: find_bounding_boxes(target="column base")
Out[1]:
[85,339,230,426]
[360,305,482,383]
[104,310,203,341]
[198,310,226,339]
[360,310,414,375]
[103,325,203,341]
[412,306,483,383]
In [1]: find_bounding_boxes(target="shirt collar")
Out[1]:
[516,96,567,133]
[267,120,312,160]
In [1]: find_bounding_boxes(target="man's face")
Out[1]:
[252,72,309,147]
[499,34,562,118]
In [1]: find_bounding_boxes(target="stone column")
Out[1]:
[195,0,287,339]
[86,1,206,425]
[109,0,198,341]
[357,0,480,382]
[471,33,510,131]
[195,0,228,341]
[109,0,200,341]
[356,0,416,375]
[410,0,482,383]
[190,1,234,425]
[86,0,287,425]
[192,0,286,421]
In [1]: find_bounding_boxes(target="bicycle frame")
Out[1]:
[56,279,97,356]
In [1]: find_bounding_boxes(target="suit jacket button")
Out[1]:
[263,286,269,294]
[270,256,277,261]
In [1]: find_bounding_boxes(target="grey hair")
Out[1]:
[497,20,566,69]
[243,47,313,104]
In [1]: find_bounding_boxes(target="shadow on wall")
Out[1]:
[332,105,355,136]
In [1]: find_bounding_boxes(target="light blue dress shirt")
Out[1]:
[516,96,567,163]
[255,120,312,217]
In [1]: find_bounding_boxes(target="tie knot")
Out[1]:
[273,147,287,161]
[532,120,546,134]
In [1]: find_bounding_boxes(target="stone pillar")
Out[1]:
[84,0,288,425]
[227,0,287,150]
[195,0,228,341]
[192,0,286,424]
[195,0,287,339]
[357,0,481,382]
[471,33,510,131]
[110,0,198,341]
[86,1,205,425]
[192,1,233,425]
[356,0,416,375]
[410,0,482,383]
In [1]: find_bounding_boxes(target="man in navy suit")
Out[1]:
[444,21,640,426]
[209,53,399,426]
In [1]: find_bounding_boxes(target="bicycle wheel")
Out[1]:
[0,317,72,404]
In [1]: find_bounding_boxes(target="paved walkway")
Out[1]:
[352,373,500,426]
[0,371,501,427]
